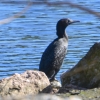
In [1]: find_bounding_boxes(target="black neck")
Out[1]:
[56,27,68,39]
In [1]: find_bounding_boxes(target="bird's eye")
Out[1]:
[68,20,70,23]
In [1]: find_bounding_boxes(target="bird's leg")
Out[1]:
[49,69,59,82]
[51,69,60,82]
[48,70,56,81]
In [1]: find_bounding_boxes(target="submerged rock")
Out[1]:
[61,42,100,88]
[0,70,50,97]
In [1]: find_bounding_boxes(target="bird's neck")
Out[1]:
[56,29,68,40]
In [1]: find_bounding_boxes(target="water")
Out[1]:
[0,1,100,80]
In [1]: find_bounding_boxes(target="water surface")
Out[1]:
[0,0,100,80]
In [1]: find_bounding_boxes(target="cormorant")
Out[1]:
[39,18,79,81]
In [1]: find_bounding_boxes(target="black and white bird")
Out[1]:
[39,18,79,81]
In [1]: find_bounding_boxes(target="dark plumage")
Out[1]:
[39,18,79,81]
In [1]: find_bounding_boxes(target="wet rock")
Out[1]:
[0,70,50,97]
[61,42,100,88]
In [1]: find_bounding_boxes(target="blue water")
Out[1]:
[0,1,100,80]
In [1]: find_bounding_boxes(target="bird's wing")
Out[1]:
[39,38,67,72]
[39,39,57,71]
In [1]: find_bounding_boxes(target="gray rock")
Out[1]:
[32,94,82,100]
[0,70,50,97]
[61,42,100,88]
[50,80,62,88]
[32,94,64,100]
[40,80,61,94]
[0,94,82,100]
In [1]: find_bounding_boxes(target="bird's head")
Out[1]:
[56,18,80,38]
[56,18,80,30]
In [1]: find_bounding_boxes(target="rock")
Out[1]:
[41,85,60,94]
[41,80,61,94]
[0,94,82,100]
[32,94,64,100]
[0,70,50,97]
[31,94,82,100]
[61,42,100,88]
[50,80,62,88]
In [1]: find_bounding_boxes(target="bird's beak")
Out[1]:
[69,20,80,24]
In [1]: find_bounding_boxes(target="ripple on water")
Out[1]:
[0,1,100,81]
